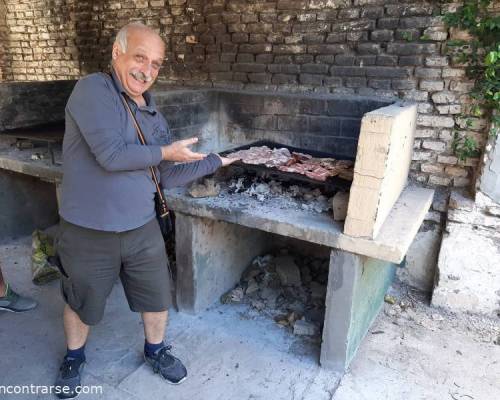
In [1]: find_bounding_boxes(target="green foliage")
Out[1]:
[444,0,500,159]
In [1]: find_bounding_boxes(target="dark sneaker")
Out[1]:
[0,284,37,313]
[144,344,187,384]
[54,357,85,399]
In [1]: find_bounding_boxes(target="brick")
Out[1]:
[422,140,446,151]
[345,76,367,87]
[338,8,360,19]
[395,29,421,41]
[277,0,308,10]
[425,56,449,67]
[268,64,300,74]
[436,104,461,115]
[301,63,329,74]
[239,44,272,53]
[357,43,381,54]
[273,44,307,54]
[449,81,475,92]
[415,129,437,138]
[418,115,454,128]
[399,16,441,29]
[423,27,448,41]
[326,33,346,43]
[330,66,366,76]
[391,79,416,90]
[437,155,458,165]
[368,79,391,89]
[428,175,452,186]
[377,17,399,29]
[388,43,439,56]
[300,73,323,85]
[431,91,456,104]
[277,115,308,130]
[272,74,298,84]
[307,44,348,54]
[402,90,429,101]
[421,163,444,174]
[419,80,444,91]
[361,6,384,19]
[335,55,356,66]
[302,33,325,44]
[231,33,249,43]
[415,67,442,78]
[417,103,434,116]
[370,30,394,41]
[445,166,468,178]
[236,53,254,63]
[386,4,434,17]
[399,55,424,66]
[232,63,266,73]
[332,20,375,32]
[365,66,411,78]
[376,55,398,66]
[442,68,466,78]
[248,72,272,83]
[412,151,435,161]
[293,22,330,33]
[256,54,274,63]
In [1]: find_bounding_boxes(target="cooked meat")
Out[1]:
[227,145,354,182]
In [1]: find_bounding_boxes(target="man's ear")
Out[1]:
[112,43,120,60]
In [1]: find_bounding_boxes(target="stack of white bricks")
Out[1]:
[344,103,417,239]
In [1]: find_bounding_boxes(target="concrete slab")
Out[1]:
[432,222,500,316]
[166,185,434,264]
[0,237,498,400]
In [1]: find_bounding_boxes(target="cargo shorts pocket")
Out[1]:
[60,274,83,311]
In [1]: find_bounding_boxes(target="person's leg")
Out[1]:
[55,219,121,399]
[121,219,185,384]
[142,310,168,344]
[0,265,37,313]
[0,266,6,297]
[64,304,90,350]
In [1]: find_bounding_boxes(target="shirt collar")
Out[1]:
[110,66,157,115]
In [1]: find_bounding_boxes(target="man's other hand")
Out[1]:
[216,155,240,167]
[161,138,206,162]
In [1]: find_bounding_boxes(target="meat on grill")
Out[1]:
[227,145,354,182]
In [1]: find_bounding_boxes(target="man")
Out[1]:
[0,265,37,312]
[54,22,237,398]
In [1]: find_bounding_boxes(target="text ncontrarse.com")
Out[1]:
[0,385,103,395]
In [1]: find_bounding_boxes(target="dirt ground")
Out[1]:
[0,236,499,400]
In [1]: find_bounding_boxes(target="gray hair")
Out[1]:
[114,22,150,53]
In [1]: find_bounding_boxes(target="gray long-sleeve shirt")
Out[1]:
[59,70,221,232]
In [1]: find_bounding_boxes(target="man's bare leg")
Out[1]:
[63,304,90,349]
[0,267,6,297]
[142,310,168,344]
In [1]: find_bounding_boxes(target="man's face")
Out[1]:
[112,29,165,99]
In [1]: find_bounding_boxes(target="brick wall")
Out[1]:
[0,0,493,188]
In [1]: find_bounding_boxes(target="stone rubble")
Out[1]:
[221,250,330,338]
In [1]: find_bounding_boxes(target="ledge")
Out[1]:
[166,184,434,264]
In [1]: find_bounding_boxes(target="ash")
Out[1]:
[221,250,330,339]
[210,172,333,214]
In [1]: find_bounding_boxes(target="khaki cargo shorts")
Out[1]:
[56,217,173,325]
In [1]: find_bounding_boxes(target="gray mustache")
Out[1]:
[130,71,152,82]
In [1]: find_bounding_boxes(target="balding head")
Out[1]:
[111,22,165,104]
[114,22,164,53]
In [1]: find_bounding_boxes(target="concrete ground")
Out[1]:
[0,236,499,400]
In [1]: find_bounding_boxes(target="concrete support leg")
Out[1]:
[175,212,272,314]
[320,250,396,372]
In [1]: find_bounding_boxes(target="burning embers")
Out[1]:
[226,145,354,182]
[221,251,329,338]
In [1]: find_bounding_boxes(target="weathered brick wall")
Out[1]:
[0,0,491,188]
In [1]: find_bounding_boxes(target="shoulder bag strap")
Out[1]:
[119,94,169,217]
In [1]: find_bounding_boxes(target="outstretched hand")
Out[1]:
[217,155,241,167]
[161,137,206,162]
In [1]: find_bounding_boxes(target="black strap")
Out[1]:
[119,94,169,217]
